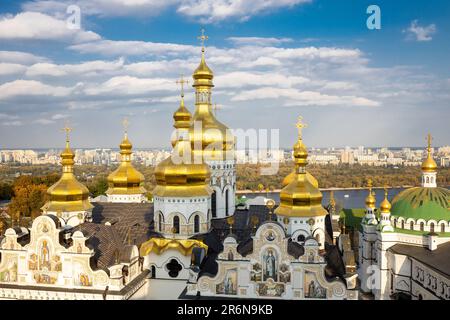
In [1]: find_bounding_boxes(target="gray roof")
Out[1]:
[388,242,450,278]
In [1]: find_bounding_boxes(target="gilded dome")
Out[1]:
[154,95,212,198]
[391,187,450,221]
[275,117,327,218]
[422,133,438,172]
[106,132,146,196]
[282,170,318,188]
[42,137,92,213]
[364,180,376,209]
[189,42,234,160]
[380,190,391,213]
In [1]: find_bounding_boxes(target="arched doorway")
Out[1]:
[225,189,229,216]
[194,215,200,233]
[173,216,180,234]
[151,265,156,279]
[211,191,217,218]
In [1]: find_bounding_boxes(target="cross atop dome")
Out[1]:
[296,116,308,140]
[61,121,72,143]
[122,117,129,135]
[176,74,189,97]
[427,133,433,154]
[198,28,208,52]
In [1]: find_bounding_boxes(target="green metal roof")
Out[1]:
[391,187,450,222]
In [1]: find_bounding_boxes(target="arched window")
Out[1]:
[194,215,200,233]
[211,191,217,218]
[401,220,405,229]
[225,189,229,216]
[297,234,305,242]
[173,216,180,234]
[441,223,446,233]
[410,221,414,230]
[430,223,435,233]
[420,222,424,232]
[151,265,156,279]
[159,213,164,232]
[426,177,429,183]
[393,219,397,228]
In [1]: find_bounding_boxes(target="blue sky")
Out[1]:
[0,0,449,149]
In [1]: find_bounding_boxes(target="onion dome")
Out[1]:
[42,129,92,213]
[422,134,438,173]
[282,170,318,188]
[380,189,391,213]
[106,123,146,196]
[171,87,192,147]
[365,180,376,209]
[391,187,450,221]
[154,93,212,198]
[275,117,327,217]
[189,29,234,160]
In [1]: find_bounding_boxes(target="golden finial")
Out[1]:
[122,117,129,136]
[296,116,308,140]
[61,121,72,144]
[251,215,259,232]
[380,185,391,213]
[227,216,235,233]
[367,178,373,190]
[426,133,433,155]
[198,28,208,53]
[176,74,189,98]
[213,103,221,116]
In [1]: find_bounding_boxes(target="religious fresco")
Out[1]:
[0,260,18,283]
[250,263,262,282]
[257,280,285,297]
[304,270,326,299]
[216,269,237,295]
[28,239,63,285]
[262,249,277,281]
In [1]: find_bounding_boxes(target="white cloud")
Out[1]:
[0,12,100,43]
[0,63,27,75]
[215,72,309,89]
[25,58,125,77]
[83,76,175,96]
[0,80,73,100]
[232,87,379,107]
[2,120,23,126]
[227,37,293,46]
[177,0,312,23]
[404,20,437,42]
[24,0,311,22]
[0,51,49,64]
[69,40,196,56]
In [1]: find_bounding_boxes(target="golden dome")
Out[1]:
[422,134,437,172]
[154,94,212,198]
[106,127,146,196]
[140,237,208,256]
[189,30,234,161]
[282,170,318,188]
[275,116,327,218]
[171,93,192,147]
[42,131,92,213]
[365,179,376,209]
[380,189,391,213]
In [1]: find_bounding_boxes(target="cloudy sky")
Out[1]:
[0,0,449,149]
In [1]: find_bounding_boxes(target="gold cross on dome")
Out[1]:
[367,178,373,189]
[213,103,222,115]
[426,133,433,152]
[122,117,129,134]
[296,116,308,140]
[176,74,189,97]
[198,28,208,50]
[61,121,72,142]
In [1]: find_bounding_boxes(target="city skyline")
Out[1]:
[0,1,449,149]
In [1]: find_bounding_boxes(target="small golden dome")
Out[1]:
[189,38,234,160]
[282,170,318,188]
[380,189,391,213]
[365,180,376,209]
[106,130,146,196]
[275,116,327,218]
[154,94,212,198]
[42,133,92,213]
[422,133,438,172]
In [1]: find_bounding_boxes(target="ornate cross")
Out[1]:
[427,133,433,152]
[176,74,189,97]
[122,117,129,134]
[198,28,208,50]
[213,103,221,116]
[61,121,72,142]
[296,116,308,140]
